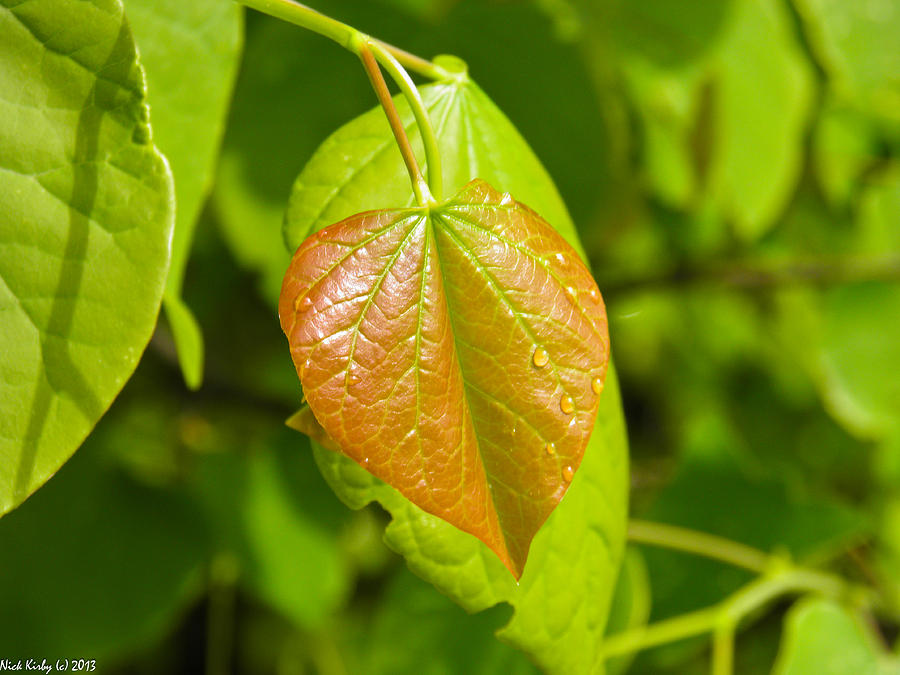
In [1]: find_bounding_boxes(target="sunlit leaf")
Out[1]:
[284,70,580,258]
[280,179,609,578]
[0,0,174,515]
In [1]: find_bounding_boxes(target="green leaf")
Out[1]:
[0,434,206,657]
[313,362,627,674]
[772,598,899,675]
[122,0,243,389]
[0,0,174,515]
[284,72,581,259]
[280,179,610,578]
[704,0,814,240]
[283,69,627,671]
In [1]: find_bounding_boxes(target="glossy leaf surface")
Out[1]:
[122,0,243,388]
[280,180,609,577]
[0,0,174,515]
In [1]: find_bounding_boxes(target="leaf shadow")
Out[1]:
[13,18,137,501]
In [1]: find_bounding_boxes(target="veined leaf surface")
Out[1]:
[280,180,609,577]
[0,0,174,514]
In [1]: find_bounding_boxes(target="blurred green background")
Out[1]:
[2,0,898,672]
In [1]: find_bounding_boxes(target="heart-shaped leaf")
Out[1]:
[280,179,609,577]
[0,0,174,515]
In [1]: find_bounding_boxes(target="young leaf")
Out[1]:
[0,0,174,515]
[312,361,628,675]
[122,0,243,389]
[280,179,610,578]
[283,66,627,672]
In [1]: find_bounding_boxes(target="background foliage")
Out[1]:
[1,0,899,672]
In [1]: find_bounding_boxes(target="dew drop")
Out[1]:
[560,395,575,415]
[592,377,604,395]
[565,286,578,301]
[545,442,556,456]
[588,287,601,304]
[562,465,574,482]
[362,456,370,466]
[297,294,314,312]
[554,252,567,266]
[532,347,550,368]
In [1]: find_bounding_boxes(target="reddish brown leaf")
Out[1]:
[279,179,609,578]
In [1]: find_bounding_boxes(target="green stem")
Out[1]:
[359,45,433,206]
[235,0,449,80]
[628,519,770,574]
[368,41,443,202]
[599,569,849,662]
[711,621,734,675]
[604,520,883,668]
[600,606,720,659]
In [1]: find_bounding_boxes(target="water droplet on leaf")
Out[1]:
[532,347,549,368]
[560,395,574,415]
[562,465,574,482]
[588,287,600,304]
[592,377,603,395]
[565,286,578,301]
[545,442,556,456]
[297,295,314,312]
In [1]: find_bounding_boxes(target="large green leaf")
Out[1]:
[122,0,243,389]
[281,179,610,578]
[284,71,580,258]
[772,598,900,675]
[283,66,627,672]
[0,0,174,515]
